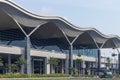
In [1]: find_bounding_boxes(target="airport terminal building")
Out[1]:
[0,0,120,74]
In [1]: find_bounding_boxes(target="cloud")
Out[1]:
[40,0,120,11]
[38,6,70,22]
[39,7,53,15]
[76,0,120,11]
[38,6,62,16]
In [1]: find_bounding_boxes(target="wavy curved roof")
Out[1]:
[0,0,120,48]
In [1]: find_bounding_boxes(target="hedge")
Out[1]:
[0,73,71,78]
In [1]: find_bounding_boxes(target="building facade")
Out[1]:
[0,0,119,75]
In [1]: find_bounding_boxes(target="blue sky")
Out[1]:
[12,0,120,36]
[12,0,120,58]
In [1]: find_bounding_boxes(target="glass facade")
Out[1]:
[0,29,98,58]
[73,49,98,57]
[32,57,45,74]
[0,29,26,47]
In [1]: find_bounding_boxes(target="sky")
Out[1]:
[12,0,120,59]
[12,0,120,36]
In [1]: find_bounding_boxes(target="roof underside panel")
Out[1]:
[0,0,119,49]
[73,32,97,48]
[0,8,17,30]
[30,22,64,39]
[0,2,47,27]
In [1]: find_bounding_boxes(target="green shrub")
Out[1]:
[84,75,94,77]
[31,74,71,77]
[0,74,71,78]
[0,73,96,78]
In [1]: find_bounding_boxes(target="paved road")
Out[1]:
[0,77,118,80]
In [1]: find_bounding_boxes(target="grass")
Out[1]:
[1,77,71,80]
[0,73,71,78]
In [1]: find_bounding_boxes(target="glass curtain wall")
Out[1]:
[0,29,25,47]
[73,48,98,57]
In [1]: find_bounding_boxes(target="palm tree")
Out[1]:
[0,56,3,66]
[48,57,58,74]
[8,63,17,73]
[15,57,26,73]
[106,57,111,69]
[78,54,81,57]
[76,58,82,75]
[112,53,117,57]
[68,67,76,74]
[0,56,3,73]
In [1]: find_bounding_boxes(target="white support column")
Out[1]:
[26,36,31,74]
[93,39,101,72]
[8,54,11,72]
[61,59,64,74]
[65,54,69,74]
[69,43,73,74]
[13,18,47,74]
[45,57,50,74]
[81,61,85,75]
[21,52,25,74]
[32,59,34,74]
[116,48,120,74]
[61,30,81,74]
[98,49,101,71]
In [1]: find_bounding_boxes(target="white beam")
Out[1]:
[28,22,47,37]
[13,18,27,37]
[100,39,107,48]
[71,34,80,44]
[61,30,71,44]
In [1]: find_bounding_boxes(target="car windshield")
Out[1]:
[106,71,112,75]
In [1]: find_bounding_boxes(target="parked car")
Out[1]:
[97,69,113,78]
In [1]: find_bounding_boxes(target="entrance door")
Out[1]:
[33,58,44,74]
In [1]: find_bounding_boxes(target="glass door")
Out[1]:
[33,58,44,74]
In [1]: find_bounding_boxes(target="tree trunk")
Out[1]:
[50,64,53,74]
[78,63,80,75]
[20,65,24,74]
